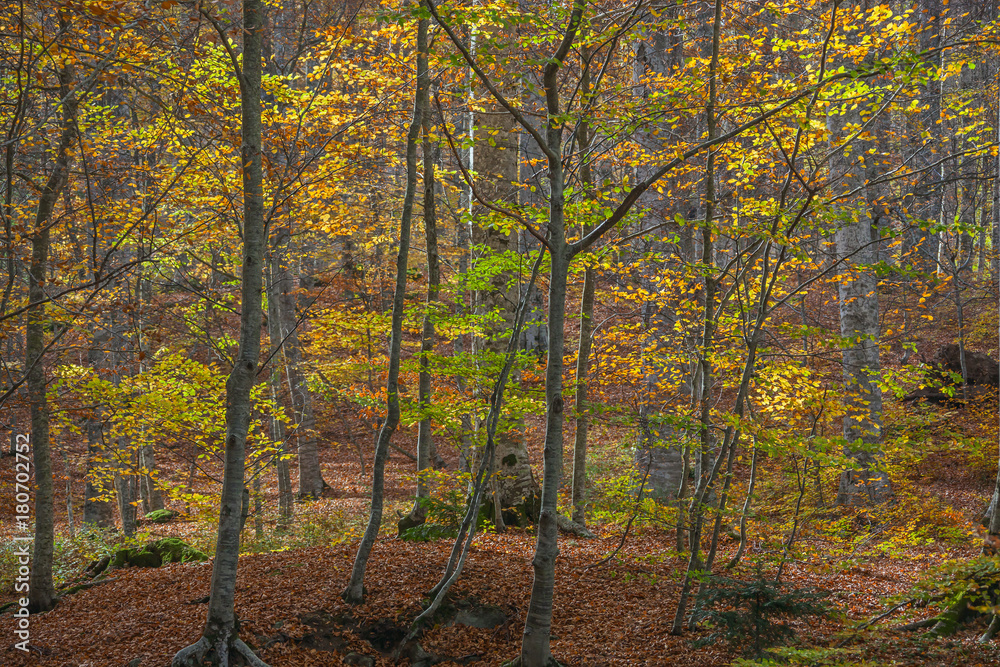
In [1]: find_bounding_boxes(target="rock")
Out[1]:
[153,537,207,564]
[144,509,177,523]
[931,343,999,386]
[343,653,375,667]
[902,344,999,405]
[400,641,437,667]
[108,538,207,570]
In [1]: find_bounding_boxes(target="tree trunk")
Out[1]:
[473,99,538,526]
[341,8,424,605]
[902,0,943,275]
[83,329,114,528]
[829,86,890,505]
[27,50,77,614]
[136,274,164,515]
[171,1,268,663]
[519,6,586,664]
[266,257,294,528]
[271,235,325,499]
[26,227,56,614]
[632,10,689,501]
[400,18,438,535]
[520,239,568,666]
[115,464,136,536]
[571,47,596,526]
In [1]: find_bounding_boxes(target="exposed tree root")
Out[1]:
[893,593,996,640]
[980,615,1000,643]
[172,637,211,667]
[556,513,594,538]
[928,598,971,637]
[341,583,366,606]
[171,635,270,667]
[894,618,937,632]
[500,657,565,667]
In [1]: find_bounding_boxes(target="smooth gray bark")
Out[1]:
[172,1,269,663]
[83,327,114,528]
[136,275,164,515]
[516,5,587,664]
[632,12,688,501]
[472,93,538,526]
[26,53,77,614]
[115,466,137,536]
[671,0,724,634]
[902,0,942,274]
[266,257,294,528]
[271,232,325,499]
[341,8,424,605]
[570,47,596,526]
[400,18,438,534]
[829,89,890,506]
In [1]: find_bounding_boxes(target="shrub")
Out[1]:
[693,569,833,657]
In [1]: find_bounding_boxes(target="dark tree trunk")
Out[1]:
[27,51,77,614]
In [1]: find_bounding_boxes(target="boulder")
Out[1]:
[931,343,999,386]
[99,538,208,573]
[144,509,177,523]
[903,344,998,405]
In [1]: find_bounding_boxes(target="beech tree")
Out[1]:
[171,0,268,663]
[341,0,427,605]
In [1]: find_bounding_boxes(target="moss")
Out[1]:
[151,538,207,563]
[144,509,176,523]
[128,548,163,568]
[108,538,207,569]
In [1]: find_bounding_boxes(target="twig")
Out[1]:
[835,598,916,646]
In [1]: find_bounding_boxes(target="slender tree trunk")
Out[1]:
[902,0,942,274]
[571,47,596,527]
[83,330,114,528]
[341,8,424,605]
[172,1,268,663]
[519,5,585,664]
[137,274,163,514]
[726,437,758,569]
[992,70,999,282]
[27,227,55,613]
[27,50,77,614]
[473,100,538,528]
[63,447,74,538]
[521,239,569,667]
[633,10,687,502]
[830,95,889,506]
[116,460,137,536]
[672,0,723,634]
[400,19,438,534]
[271,234,325,499]
[266,258,294,528]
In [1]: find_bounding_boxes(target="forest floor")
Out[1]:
[2,391,1000,666]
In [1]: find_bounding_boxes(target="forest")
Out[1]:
[1,0,999,665]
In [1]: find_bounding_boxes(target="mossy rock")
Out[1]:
[144,509,177,523]
[110,546,158,569]
[109,538,207,570]
[152,538,207,564]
